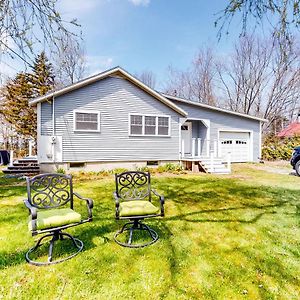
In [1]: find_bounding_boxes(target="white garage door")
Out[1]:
[219,131,250,162]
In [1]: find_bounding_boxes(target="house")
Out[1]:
[29,66,267,173]
[277,114,300,138]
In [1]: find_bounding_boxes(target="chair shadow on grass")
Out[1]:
[0,221,116,270]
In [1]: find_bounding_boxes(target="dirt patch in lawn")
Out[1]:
[249,161,295,175]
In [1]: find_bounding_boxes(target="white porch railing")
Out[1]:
[181,138,221,158]
[181,138,231,165]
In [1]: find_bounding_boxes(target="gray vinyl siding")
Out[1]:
[191,120,207,140]
[41,101,53,135]
[173,100,261,161]
[48,77,181,162]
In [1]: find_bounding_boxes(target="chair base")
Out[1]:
[114,219,158,248]
[26,230,83,266]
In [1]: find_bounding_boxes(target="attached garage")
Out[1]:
[219,131,252,162]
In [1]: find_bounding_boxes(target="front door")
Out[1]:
[181,122,192,154]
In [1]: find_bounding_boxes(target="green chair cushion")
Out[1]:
[28,208,82,231]
[119,200,160,217]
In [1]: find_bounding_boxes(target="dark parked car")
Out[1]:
[291,146,300,176]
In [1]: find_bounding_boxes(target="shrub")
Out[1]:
[112,168,128,174]
[56,167,66,174]
[136,166,151,173]
[262,135,300,161]
[157,163,184,173]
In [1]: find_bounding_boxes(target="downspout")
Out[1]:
[179,117,187,162]
[259,121,262,160]
[52,95,56,163]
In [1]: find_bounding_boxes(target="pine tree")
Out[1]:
[0,52,55,140]
[31,51,55,97]
[1,73,36,139]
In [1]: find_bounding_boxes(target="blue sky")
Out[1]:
[57,0,244,88]
[0,1,248,86]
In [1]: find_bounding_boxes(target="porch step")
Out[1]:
[182,156,231,174]
[205,167,230,174]
[11,162,39,167]
[18,159,38,163]
[2,169,40,175]
[197,158,223,164]
[2,156,40,176]
[6,166,40,170]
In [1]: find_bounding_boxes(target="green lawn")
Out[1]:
[0,164,300,299]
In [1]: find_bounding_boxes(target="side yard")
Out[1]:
[0,163,299,299]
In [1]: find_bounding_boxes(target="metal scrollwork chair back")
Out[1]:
[24,173,93,266]
[115,171,151,201]
[113,171,165,248]
[27,173,73,209]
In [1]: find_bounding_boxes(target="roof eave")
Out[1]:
[29,67,188,117]
[163,94,268,123]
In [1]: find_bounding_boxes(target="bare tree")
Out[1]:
[0,0,81,67]
[54,34,86,86]
[217,35,273,114]
[217,34,300,132]
[216,0,300,55]
[134,70,156,89]
[164,47,217,105]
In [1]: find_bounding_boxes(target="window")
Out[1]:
[158,117,169,135]
[74,110,100,132]
[130,115,143,135]
[221,140,232,144]
[147,161,159,166]
[70,162,85,168]
[129,114,170,136]
[145,116,156,135]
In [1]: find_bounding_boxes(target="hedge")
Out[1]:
[262,135,300,161]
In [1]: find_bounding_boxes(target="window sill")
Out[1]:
[74,130,101,133]
[129,134,171,138]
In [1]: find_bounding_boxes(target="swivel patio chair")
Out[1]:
[24,173,93,266]
[113,171,164,248]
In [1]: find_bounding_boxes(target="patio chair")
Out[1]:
[113,171,164,248]
[24,173,93,266]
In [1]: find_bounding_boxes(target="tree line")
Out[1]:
[162,34,300,134]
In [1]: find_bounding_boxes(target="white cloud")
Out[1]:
[85,55,114,75]
[128,0,150,7]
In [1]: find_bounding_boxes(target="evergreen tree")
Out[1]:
[1,73,36,139]
[0,52,55,140]
[31,51,55,97]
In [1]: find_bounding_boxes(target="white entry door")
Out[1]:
[219,131,251,162]
[181,122,192,154]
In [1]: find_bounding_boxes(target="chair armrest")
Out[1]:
[151,189,165,216]
[73,192,93,221]
[24,199,37,232]
[113,191,120,219]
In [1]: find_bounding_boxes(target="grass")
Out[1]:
[0,163,300,299]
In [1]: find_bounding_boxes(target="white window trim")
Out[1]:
[128,113,171,137]
[73,109,101,132]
